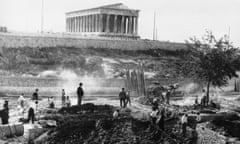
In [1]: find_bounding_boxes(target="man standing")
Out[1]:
[119,88,126,108]
[181,113,188,137]
[166,90,171,105]
[125,91,131,106]
[18,93,25,108]
[2,100,9,124]
[32,89,39,100]
[62,89,66,107]
[28,102,35,124]
[201,89,207,107]
[77,83,84,106]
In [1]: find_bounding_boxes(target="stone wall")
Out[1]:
[0,76,124,87]
[0,32,188,51]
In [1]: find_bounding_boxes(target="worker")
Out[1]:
[32,89,39,100]
[28,102,35,124]
[77,83,84,106]
[113,109,120,119]
[157,108,165,131]
[1,100,9,124]
[49,97,55,108]
[119,88,127,108]
[181,113,188,136]
[150,106,159,124]
[166,90,171,105]
[18,93,25,108]
[62,89,66,107]
[65,96,71,108]
[196,112,201,123]
[125,91,131,106]
[152,98,159,110]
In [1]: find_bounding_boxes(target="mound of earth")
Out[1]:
[39,103,196,144]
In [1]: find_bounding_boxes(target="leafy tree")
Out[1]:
[185,31,240,103]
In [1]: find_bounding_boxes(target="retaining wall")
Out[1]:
[0,32,188,51]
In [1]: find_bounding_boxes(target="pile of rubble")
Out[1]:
[34,103,195,144]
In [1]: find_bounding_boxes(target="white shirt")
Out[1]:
[150,110,159,118]
[113,111,119,118]
[49,98,54,103]
[66,99,71,104]
[18,95,25,102]
[181,115,188,124]
[196,115,201,122]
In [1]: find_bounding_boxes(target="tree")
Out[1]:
[185,31,240,103]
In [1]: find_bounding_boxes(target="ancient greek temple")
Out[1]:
[65,3,140,40]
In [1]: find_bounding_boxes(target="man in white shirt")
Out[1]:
[18,93,25,108]
[49,97,55,108]
[150,107,159,124]
[113,109,120,119]
[181,114,188,136]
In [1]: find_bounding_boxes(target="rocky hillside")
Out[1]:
[0,46,193,80]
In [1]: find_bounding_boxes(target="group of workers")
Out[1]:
[149,98,202,137]
[118,88,131,108]
[149,99,165,133]
[0,82,85,125]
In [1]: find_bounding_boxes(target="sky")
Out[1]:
[0,0,239,46]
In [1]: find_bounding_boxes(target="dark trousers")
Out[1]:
[126,97,131,106]
[1,110,9,125]
[28,108,35,123]
[78,96,82,106]
[182,123,187,136]
[158,119,164,131]
[120,98,125,108]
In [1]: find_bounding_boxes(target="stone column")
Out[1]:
[132,17,135,34]
[135,16,138,35]
[79,16,82,32]
[78,17,81,32]
[76,17,79,32]
[106,14,110,33]
[73,17,75,32]
[88,15,91,32]
[69,18,71,32]
[89,15,92,32]
[82,16,84,32]
[128,16,133,34]
[66,18,68,32]
[114,15,118,33]
[82,16,85,32]
[92,14,95,32]
[121,16,125,33]
[95,14,99,32]
[70,18,73,32]
[84,16,87,32]
[68,18,71,32]
[81,16,84,32]
[86,15,89,32]
[125,17,128,34]
[99,14,103,32]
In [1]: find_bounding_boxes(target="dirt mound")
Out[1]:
[42,103,195,144]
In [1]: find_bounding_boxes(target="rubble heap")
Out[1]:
[38,103,195,144]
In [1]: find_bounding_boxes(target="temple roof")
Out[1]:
[97,3,131,10]
[66,3,139,15]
